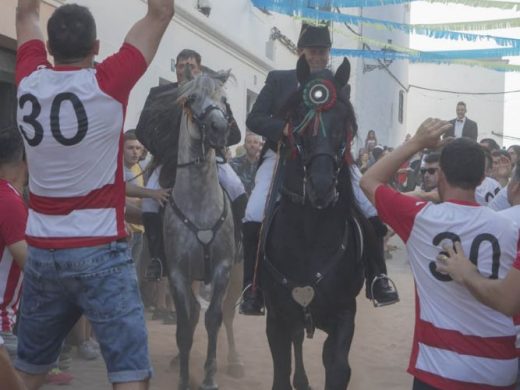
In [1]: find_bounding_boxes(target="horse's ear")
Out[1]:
[335,57,350,87]
[296,55,310,85]
[215,69,232,84]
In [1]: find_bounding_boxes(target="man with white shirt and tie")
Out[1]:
[445,101,478,141]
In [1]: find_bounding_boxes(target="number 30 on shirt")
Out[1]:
[18,92,88,147]
[430,232,501,281]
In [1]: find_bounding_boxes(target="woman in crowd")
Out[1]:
[365,130,378,153]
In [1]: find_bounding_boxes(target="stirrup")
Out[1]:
[238,284,265,316]
[144,258,164,281]
[369,274,400,308]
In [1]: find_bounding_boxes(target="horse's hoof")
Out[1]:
[226,362,245,378]
[170,354,180,369]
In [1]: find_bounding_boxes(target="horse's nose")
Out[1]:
[211,116,229,132]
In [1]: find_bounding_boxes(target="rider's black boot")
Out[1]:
[365,216,399,305]
[142,212,165,281]
[239,221,264,315]
[231,193,248,243]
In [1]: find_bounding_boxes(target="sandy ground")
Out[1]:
[44,237,415,390]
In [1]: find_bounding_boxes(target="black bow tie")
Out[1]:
[456,119,464,123]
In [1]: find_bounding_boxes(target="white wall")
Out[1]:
[407,62,505,143]
[348,5,410,152]
[409,2,513,146]
[68,0,301,139]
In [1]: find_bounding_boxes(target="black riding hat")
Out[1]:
[297,23,332,48]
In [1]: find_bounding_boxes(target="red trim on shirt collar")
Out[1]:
[445,198,480,206]
[53,65,84,71]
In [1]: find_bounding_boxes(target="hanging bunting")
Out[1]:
[416,17,520,31]
[332,47,520,62]
[330,23,520,71]
[297,0,520,9]
[423,0,520,10]
[252,0,520,47]
[332,49,520,71]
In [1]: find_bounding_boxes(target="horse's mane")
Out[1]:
[140,70,233,189]
[176,70,233,104]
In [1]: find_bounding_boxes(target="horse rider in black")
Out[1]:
[136,49,247,281]
[240,23,399,315]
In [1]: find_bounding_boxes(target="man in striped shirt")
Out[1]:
[0,128,27,361]
[15,1,174,388]
[361,119,518,389]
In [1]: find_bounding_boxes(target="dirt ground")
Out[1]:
[44,238,415,390]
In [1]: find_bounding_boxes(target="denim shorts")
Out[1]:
[15,241,152,383]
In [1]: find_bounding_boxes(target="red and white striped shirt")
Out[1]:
[498,205,520,356]
[16,40,147,249]
[376,185,518,389]
[0,180,27,332]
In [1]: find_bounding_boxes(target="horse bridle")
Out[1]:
[282,77,349,206]
[190,101,229,132]
[282,133,347,206]
[177,97,229,169]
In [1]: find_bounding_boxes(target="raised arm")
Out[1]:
[16,0,44,47]
[125,0,175,65]
[360,118,451,204]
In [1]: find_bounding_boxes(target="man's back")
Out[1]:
[17,40,147,248]
[377,185,518,388]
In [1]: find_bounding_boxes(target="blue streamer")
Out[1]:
[296,0,520,8]
[305,0,413,7]
[331,46,520,59]
[252,0,520,47]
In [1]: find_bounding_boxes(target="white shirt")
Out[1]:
[454,117,466,138]
[16,40,147,249]
[375,186,518,389]
[489,186,511,211]
[475,176,502,206]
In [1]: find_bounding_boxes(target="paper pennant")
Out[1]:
[296,0,520,10]
[253,0,520,47]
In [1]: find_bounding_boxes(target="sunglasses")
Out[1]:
[420,168,437,175]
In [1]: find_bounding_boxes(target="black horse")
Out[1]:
[262,56,377,390]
